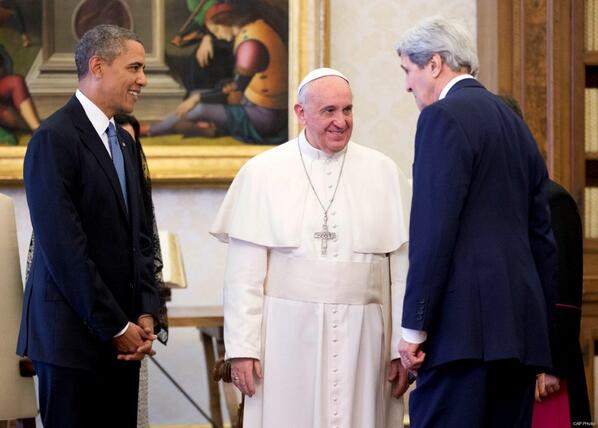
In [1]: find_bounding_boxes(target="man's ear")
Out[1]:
[429,53,442,78]
[294,103,306,125]
[88,56,103,79]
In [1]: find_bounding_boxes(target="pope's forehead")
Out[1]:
[309,75,350,89]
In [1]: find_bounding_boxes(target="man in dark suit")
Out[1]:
[17,24,159,428]
[395,17,558,427]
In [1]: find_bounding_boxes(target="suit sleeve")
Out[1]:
[223,237,267,360]
[402,105,474,332]
[24,128,129,341]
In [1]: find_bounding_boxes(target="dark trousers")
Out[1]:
[409,359,537,428]
[33,358,140,428]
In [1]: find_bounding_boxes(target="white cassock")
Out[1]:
[211,131,411,428]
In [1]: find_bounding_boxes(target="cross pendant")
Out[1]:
[314,214,336,256]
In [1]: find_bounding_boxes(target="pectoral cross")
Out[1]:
[314,213,336,256]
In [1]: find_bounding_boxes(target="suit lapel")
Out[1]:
[66,97,129,220]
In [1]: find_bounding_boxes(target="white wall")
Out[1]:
[0,1,477,424]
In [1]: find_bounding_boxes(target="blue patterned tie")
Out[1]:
[107,122,128,212]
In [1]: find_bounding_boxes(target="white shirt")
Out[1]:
[75,89,114,158]
[439,73,475,100]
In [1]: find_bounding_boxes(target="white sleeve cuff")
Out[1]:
[402,327,427,344]
[113,322,130,338]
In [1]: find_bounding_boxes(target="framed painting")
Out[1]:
[0,0,329,184]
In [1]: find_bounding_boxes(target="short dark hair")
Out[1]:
[75,24,141,79]
[114,113,140,141]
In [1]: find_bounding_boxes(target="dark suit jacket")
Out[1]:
[546,180,591,422]
[403,78,558,370]
[17,96,160,370]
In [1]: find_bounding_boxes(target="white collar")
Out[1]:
[75,89,114,138]
[298,129,347,160]
[439,74,475,100]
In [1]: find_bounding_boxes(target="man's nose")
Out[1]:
[137,70,148,87]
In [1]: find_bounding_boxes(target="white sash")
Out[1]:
[264,252,388,305]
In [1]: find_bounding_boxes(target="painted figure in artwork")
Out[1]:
[145,1,289,145]
[0,45,41,144]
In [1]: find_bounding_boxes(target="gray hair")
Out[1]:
[75,24,141,79]
[297,84,308,104]
[396,16,479,77]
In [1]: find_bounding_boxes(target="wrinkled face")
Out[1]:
[99,40,147,117]
[400,53,437,111]
[294,76,353,154]
[206,22,235,42]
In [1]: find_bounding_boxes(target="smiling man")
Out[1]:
[211,67,412,427]
[17,25,159,428]
[395,17,558,428]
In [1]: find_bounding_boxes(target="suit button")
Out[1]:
[129,282,134,289]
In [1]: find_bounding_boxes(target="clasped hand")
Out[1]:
[112,317,157,361]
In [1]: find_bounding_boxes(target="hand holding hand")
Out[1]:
[230,358,263,397]
[112,322,156,361]
[398,338,426,371]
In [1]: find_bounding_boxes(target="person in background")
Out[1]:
[498,94,592,428]
[115,113,170,428]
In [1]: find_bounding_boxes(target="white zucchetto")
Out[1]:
[296,67,350,98]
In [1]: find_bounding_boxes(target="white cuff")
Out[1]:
[402,327,427,344]
[113,322,130,338]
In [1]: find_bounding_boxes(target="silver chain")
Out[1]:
[297,133,348,217]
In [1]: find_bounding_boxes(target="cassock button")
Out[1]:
[333,368,338,373]
[333,324,338,328]
[333,353,338,358]
[416,315,423,321]
[333,338,339,343]
[417,309,424,315]
[333,411,338,416]
[418,299,425,304]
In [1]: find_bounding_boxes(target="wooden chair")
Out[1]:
[0,194,37,427]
